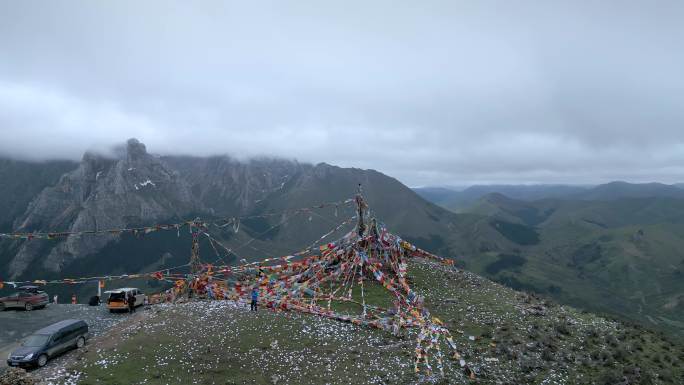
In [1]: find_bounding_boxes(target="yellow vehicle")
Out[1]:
[104,288,147,312]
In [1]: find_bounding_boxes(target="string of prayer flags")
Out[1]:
[1,193,464,378]
[0,197,354,241]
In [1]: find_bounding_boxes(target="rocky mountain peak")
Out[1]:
[2,141,466,283]
[80,151,115,177]
[6,139,197,278]
[125,138,148,162]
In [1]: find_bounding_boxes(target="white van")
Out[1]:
[104,288,147,312]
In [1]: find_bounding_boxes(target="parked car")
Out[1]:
[104,288,147,312]
[0,286,49,311]
[6,319,89,368]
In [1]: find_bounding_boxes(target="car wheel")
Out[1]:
[0,302,5,311]
[24,302,33,311]
[76,336,85,348]
[37,354,48,367]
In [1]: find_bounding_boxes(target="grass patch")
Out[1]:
[485,253,527,274]
[491,220,540,245]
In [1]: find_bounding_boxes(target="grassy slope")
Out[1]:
[460,197,684,341]
[61,260,683,385]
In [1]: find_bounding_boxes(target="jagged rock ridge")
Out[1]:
[2,139,493,280]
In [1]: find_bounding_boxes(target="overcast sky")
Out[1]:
[1,1,683,186]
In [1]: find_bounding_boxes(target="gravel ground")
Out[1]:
[0,303,133,373]
[66,300,444,385]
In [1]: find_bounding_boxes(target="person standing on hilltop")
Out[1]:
[127,291,136,313]
[250,287,259,312]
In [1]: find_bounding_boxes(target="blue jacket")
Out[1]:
[251,289,259,301]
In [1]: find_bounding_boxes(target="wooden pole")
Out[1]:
[356,184,367,237]
[190,219,202,275]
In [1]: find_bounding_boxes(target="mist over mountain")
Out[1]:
[573,181,684,201]
[1,140,683,343]
[2,2,684,382]
[414,184,587,212]
[415,182,684,212]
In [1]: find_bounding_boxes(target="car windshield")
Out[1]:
[22,334,50,347]
[109,292,126,300]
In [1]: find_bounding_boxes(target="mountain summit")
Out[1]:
[7,139,195,277]
[0,140,492,282]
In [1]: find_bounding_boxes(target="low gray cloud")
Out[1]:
[1,0,683,186]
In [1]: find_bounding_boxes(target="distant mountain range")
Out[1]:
[415,183,684,339]
[1,141,682,340]
[415,181,684,212]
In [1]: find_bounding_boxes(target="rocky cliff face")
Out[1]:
[0,158,78,232]
[1,139,493,280]
[8,139,198,277]
[162,155,304,216]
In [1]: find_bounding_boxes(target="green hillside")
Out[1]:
[459,195,684,341]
